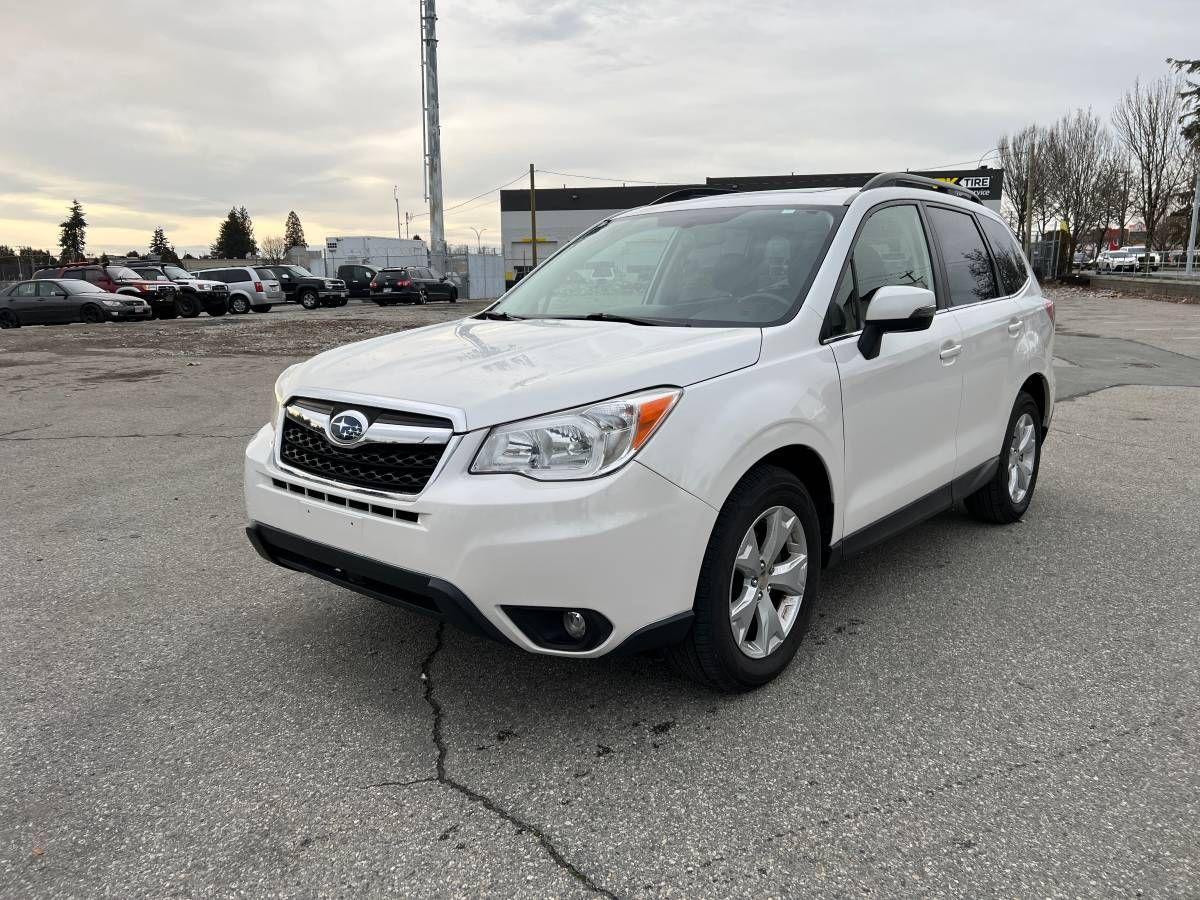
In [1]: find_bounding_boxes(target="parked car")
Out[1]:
[260,265,348,309]
[128,263,229,317]
[1097,250,1136,273]
[33,263,179,318]
[337,264,377,299]
[368,267,424,304]
[1121,245,1159,272]
[1,278,152,326]
[245,174,1054,691]
[369,265,457,304]
[195,266,282,314]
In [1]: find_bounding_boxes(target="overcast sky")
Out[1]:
[0,0,1189,256]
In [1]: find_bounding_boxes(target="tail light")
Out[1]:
[254,281,264,293]
[399,279,413,287]
[1043,297,1055,324]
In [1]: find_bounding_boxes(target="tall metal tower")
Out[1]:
[419,0,445,263]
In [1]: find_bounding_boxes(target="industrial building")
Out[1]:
[500,168,1003,285]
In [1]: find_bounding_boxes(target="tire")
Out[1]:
[176,294,201,318]
[449,288,458,303]
[251,304,272,313]
[0,309,20,328]
[415,291,427,305]
[81,304,105,324]
[667,465,822,692]
[964,392,1042,524]
[229,294,251,315]
[300,290,320,310]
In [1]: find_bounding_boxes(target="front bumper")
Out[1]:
[319,289,349,299]
[244,423,715,657]
[108,307,153,321]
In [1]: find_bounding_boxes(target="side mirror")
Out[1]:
[439,276,447,282]
[857,286,936,360]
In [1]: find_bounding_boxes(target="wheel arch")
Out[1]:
[739,444,835,560]
[1020,372,1050,430]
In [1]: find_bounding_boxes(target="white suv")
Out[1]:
[244,174,1055,691]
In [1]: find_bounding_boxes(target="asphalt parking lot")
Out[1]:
[1,289,1197,897]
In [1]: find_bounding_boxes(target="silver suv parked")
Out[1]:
[196,266,283,314]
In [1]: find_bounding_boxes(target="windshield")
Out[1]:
[107,266,141,280]
[492,205,841,326]
[164,265,193,279]
[281,265,313,277]
[62,281,105,294]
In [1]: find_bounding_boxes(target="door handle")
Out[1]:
[939,343,962,361]
[1007,318,1022,336]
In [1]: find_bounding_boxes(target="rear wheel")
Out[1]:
[229,295,251,314]
[965,392,1042,524]
[0,309,20,328]
[176,294,201,318]
[668,465,821,692]
[81,304,105,324]
[300,290,320,310]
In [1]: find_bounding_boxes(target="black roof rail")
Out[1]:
[649,186,735,206]
[854,172,983,205]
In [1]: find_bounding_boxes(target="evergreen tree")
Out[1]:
[284,211,306,252]
[211,206,258,258]
[1169,58,1200,148]
[58,199,86,262]
[236,206,258,256]
[150,226,169,255]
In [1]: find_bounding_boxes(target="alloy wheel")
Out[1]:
[729,505,808,659]
[1007,412,1037,504]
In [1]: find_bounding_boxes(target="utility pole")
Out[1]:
[405,211,413,240]
[529,163,538,267]
[394,186,402,241]
[1186,163,1200,276]
[420,0,445,267]
[1022,141,1037,255]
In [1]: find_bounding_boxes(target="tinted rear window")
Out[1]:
[978,216,1027,295]
[927,207,998,307]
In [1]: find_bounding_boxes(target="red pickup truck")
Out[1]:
[34,263,180,318]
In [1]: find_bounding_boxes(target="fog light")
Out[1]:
[563,610,587,640]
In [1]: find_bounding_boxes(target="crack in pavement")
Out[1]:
[692,716,1171,872]
[416,623,619,899]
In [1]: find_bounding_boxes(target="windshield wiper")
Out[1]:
[474,310,525,321]
[560,312,687,327]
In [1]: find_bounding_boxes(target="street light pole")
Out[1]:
[394,185,402,241]
[469,226,487,252]
[1186,161,1199,276]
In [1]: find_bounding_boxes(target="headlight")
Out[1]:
[101,299,122,308]
[470,388,681,481]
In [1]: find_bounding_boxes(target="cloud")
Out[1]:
[0,0,1190,254]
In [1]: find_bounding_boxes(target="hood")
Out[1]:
[290,317,762,430]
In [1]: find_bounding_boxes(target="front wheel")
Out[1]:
[176,294,201,318]
[965,392,1042,524]
[300,290,320,310]
[667,465,821,692]
[81,304,105,324]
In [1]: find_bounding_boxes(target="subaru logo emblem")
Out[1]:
[328,410,369,446]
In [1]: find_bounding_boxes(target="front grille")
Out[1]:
[279,416,447,495]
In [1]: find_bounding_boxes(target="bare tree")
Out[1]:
[1112,76,1188,272]
[1041,109,1117,273]
[998,125,1041,239]
[260,234,286,263]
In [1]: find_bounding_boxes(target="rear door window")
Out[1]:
[16,282,37,297]
[978,216,1028,295]
[927,207,999,307]
[63,269,86,279]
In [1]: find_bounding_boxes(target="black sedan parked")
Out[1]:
[0,279,153,327]
[369,266,458,304]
